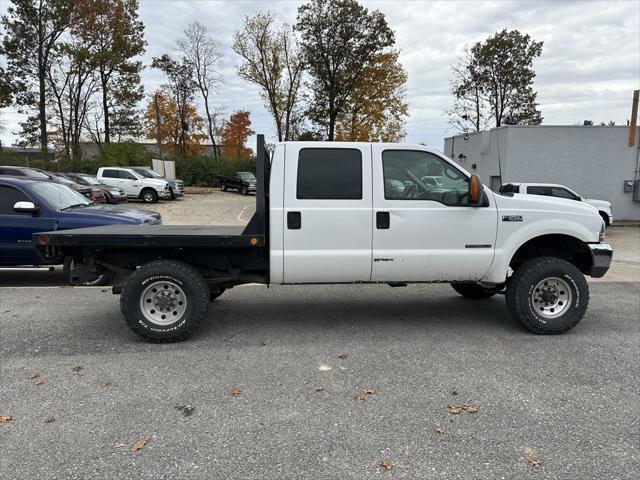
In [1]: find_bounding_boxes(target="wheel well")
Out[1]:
[599,211,609,227]
[139,187,156,197]
[510,234,592,274]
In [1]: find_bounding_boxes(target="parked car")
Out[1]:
[97,167,171,203]
[49,172,106,203]
[127,166,185,199]
[218,171,256,195]
[0,177,161,284]
[62,172,127,204]
[499,182,614,227]
[0,165,105,203]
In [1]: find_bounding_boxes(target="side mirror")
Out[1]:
[468,175,483,207]
[14,201,40,215]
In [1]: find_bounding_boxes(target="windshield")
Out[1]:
[30,182,92,210]
[238,172,256,181]
[135,168,162,178]
[24,169,51,179]
[54,175,75,185]
[78,175,101,186]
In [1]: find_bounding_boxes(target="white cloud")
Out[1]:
[1,0,638,149]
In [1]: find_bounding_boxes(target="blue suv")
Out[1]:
[0,177,161,283]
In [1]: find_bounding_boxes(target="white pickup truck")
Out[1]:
[35,136,612,342]
[97,167,171,203]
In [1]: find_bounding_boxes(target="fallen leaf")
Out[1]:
[435,425,445,434]
[231,387,241,398]
[45,416,56,423]
[463,404,479,413]
[528,458,542,468]
[354,392,365,401]
[129,437,150,453]
[72,366,82,375]
[522,447,535,457]
[99,380,112,388]
[26,371,40,380]
[115,442,126,448]
[0,416,12,423]
[380,458,393,470]
[448,404,463,414]
[338,353,348,359]
[35,376,46,385]
[363,388,376,395]
[318,363,332,372]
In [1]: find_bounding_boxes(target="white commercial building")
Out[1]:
[444,125,640,221]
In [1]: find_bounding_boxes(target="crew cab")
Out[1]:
[35,137,612,342]
[218,171,256,195]
[499,182,614,227]
[97,167,171,203]
[0,177,161,284]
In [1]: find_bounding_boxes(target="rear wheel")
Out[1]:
[141,189,158,203]
[451,282,500,299]
[120,260,209,342]
[506,256,589,334]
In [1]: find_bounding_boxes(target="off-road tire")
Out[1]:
[141,188,158,203]
[120,260,209,342]
[506,256,589,335]
[451,283,499,299]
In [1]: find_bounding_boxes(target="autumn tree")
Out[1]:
[73,0,146,144]
[335,50,408,142]
[1,0,74,161]
[448,29,543,131]
[233,13,304,142]
[220,111,255,161]
[295,0,394,140]
[178,22,222,158]
[144,89,207,158]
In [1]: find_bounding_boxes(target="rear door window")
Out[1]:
[101,169,119,178]
[527,186,550,196]
[297,148,362,200]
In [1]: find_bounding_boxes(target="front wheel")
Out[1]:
[141,189,158,203]
[120,260,210,342]
[451,283,499,299]
[506,256,589,335]
[221,184,227,192]
[241,186,249,195]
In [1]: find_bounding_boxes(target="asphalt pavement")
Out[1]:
[1,282,638,479]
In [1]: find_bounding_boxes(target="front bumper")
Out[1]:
[158,189,172,199]
[588,243,613,278]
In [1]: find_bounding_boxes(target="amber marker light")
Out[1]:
[250,237,258,246]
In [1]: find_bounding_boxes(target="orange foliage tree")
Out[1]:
[144,89,207,158]
[220,111,255,161]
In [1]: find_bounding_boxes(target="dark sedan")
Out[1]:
[62,172,127,204]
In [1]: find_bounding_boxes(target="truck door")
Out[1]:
[283,144,373,283]
[0,184,53,266]
[371,146,498,282]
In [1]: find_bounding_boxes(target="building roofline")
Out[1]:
[444,124,633,141]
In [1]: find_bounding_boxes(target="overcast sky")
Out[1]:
[1,0,639,150]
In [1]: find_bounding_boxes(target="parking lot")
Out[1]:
[1,192,639,479]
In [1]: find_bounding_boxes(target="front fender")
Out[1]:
[483,216,600,284]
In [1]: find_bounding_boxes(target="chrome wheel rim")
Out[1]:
[140,281,187,325]
[531,276,572,319]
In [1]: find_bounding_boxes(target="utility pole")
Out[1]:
[628,89,639,147]
[154,93,164,160]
